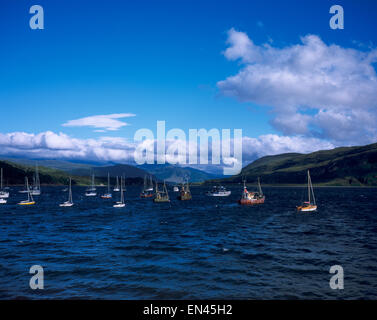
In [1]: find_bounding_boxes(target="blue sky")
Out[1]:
[1,0,377,168]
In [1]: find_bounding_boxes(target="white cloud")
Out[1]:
[0,130,336,172]
[218,29,377,145]
[62,113,136,131]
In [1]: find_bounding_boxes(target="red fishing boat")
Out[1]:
[238,178,265,205]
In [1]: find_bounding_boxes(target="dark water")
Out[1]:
[0,185,377,299]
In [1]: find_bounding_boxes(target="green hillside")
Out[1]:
[0,160,94,186]
[210,142,377,186]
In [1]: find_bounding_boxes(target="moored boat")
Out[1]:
[177,179,192,201]
[206,185,231,197]
[0,168,9,199]
[140,174,154,198]
[297,170,317,212]
[113,177,126,208]
[18,177,35,205]
[60,177,74,207]
[238,178,265,205]
[101,172,113,199]
[154,180,170,203]
[85,174,97,196]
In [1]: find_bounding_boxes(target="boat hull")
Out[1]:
[0,192,9,199]
[85,193,97,197]
[59,202,74,207]
[113,203,126,208]
[140,193,154,198]
[18,201,35,205]
[297,205,317,212]
[154,198,170,203]
[206,191,231,197]
[238,197,265,205]
[0,199,6,204]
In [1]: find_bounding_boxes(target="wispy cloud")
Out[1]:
[62,113,136,132]
[218,28,377,145]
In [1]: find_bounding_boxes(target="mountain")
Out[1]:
[210,142,377,186]
[137,164,222,183]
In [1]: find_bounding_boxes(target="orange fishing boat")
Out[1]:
[238,178,265,205]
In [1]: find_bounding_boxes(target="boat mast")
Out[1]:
[68,177,72,203]
[120,177,124,204]
[307,170,311,204]
[0,168,2,190]
[26,177,33,202]
[258,177,263,195]
[107,172,110,194]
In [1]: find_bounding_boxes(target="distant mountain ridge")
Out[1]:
[137,164,222,183]
[0,158,220,185]
[210,142,377,186]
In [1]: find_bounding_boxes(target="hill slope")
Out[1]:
[211,142,377,186]
[0,160,91,185]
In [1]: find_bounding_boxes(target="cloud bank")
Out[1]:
[218,29,377,145]
[0,130,334,170]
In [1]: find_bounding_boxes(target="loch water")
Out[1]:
[0,186,377,299]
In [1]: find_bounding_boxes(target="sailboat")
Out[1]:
[30,164,41,196]
[297,170,317,212]
[113,176,120,192]
[85,174,97,196]
[113,177,125,207]
[18,177,35,205]
[101,173,113,199]
[18,177,30,193]
[0,168,9,199]
[238,177,265,205]
[177,179,192,200]
[140,174,154,198]
[154,180,170,203]
[60,178,74,207]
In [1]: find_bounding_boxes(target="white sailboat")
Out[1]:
[113,177,125,208]
[113,176,120,192]
[60,177,74,207]
[18,177,35,205]
[0,168,9,199]
[18,177,29,193]
[85,174,97,196]
[30,164,41,196]
[297,170,317,212]
[101,173,112,199]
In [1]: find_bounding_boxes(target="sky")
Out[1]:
[1,0,377,173]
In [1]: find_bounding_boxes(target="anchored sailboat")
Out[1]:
[140,175,154,198]
[85,174,97,196]
[113,177,125,207]
[0,168,9,199]
[238,178,265,205]
[154,180,170,203]
[101,173,113,199]
[30,163,41,196]
[297,170,317,212]
[18,177,35,205]
[113,176,120,192]
[60,178,74,207]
